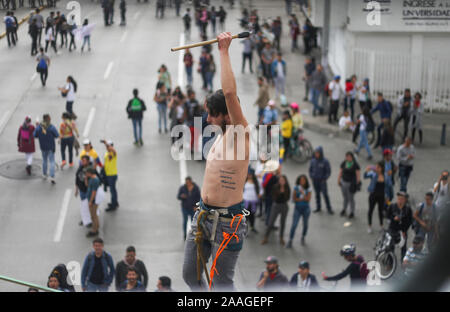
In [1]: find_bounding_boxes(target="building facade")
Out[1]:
[306,0,450,111]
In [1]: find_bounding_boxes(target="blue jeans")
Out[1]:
[182,207,195,239]
[289,205,310,240]
[157,103,167,131]
[41,150,55,178]
[132,118,142,142]
[206,71,214,91]
[86,282,109,292]
[106,175,118,206]
[82,35,90,50]
[186,66,193,86]
[310,88,323,115]
[312,180,332,212]
[399,165,413,192]
[356,129,372,157]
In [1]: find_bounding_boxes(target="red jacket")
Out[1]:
[18,125,36,153]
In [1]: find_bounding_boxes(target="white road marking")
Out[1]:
[53,189,72,243]
[103,61,114,80]
[0,110,11,134]
[133,12,141,20]
[177,33,188,185]
[120,31,128,43]
[30,73,37,81]
[83,107,96,138]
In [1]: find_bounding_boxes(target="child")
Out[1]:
[281,110,293,161]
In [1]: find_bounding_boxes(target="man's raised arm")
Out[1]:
[217,32,248,127]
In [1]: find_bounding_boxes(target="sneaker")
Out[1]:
[139,139,143,146]
[313,209,321,213]
[286,240,293,248]
[367,227,373,234]
[42,174,48,180]
[61,160,67,169]
[69,162,74,168]
[348,213,354,219]
[50,178,56,185]
[86,231,99,238]
[327,210,334,215]
[340,210,346,217]
[105,206,117,212]
[134,141,139,146]
[158,129,162,134]
[367,155,373,161]
[26,165,31,176]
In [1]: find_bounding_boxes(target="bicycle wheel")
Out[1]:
[375,251,397,280]
[291,140,312,163]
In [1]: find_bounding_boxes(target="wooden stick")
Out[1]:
[171,32,250,52]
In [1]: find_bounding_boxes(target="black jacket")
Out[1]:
[325,257,366,289]
[126,97,147,119]
[289,273,319,291]
[386,203,413,233]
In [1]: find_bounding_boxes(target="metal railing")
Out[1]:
[0,274,61,292]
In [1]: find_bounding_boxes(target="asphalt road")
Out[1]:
[0,0,449,292]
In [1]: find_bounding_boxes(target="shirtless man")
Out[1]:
[182,32,250,291]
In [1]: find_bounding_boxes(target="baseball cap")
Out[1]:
[397,191,408,198]
[268,100,276,107]
[298,261,309,269]
[383,148,393,156]
[106,140,114,146]
[263,160,280,173]
[334,75,341,80]
[83,139,91,145]
[264,256,278,264]
[290,102,299,110]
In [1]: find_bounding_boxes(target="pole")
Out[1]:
[0,274,62,292]
[322,0,331,68]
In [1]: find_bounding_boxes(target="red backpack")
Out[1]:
[354,255,369,280]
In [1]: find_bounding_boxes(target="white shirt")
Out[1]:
[176,105,184,119]
[45,27,54,41]
[339,116,352,130]
[329,80,342,100]
[434,181,449,214]
[359,114,367,131]
[243,182,259,201]
[358,84,368,102]
[65,83,76,102]
[277,62,285,79]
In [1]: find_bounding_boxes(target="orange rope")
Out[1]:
[208,214,244,290]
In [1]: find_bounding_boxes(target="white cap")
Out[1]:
[263,160,280,173]
[106,140,114,146]
[83,139,91,145]
[268,100,276,106]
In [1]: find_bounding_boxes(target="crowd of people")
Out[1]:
[7,0,449,292]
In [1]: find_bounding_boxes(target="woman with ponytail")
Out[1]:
[59,76,78,118]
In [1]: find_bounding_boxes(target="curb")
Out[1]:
[0,5,47,40]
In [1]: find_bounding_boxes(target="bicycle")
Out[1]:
[287,129,313,164]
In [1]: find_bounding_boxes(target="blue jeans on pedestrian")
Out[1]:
[86,282,109,292]
[399,165,413,192]
[132,118,142,142]
[356,129,372,157]
[206,71,214,91]
[310,88,323,115]
[312,180,332,212]
[182,207,195,239]
[157,103,167,131]
[186,66,193,86]
[106,175,118,207]
[289,204,310,240]
[82,35,90,50]
[41,150,55,178]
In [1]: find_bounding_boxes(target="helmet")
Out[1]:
[340,244,356,257]
[290,102,299,110]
